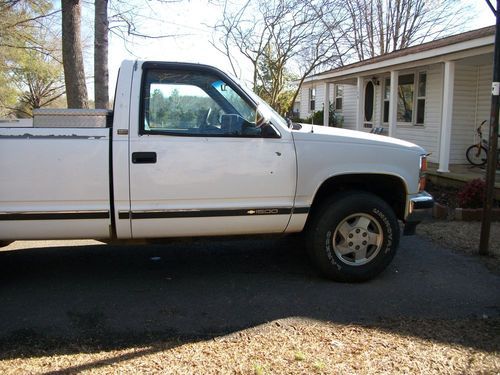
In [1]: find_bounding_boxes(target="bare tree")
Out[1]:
[213,0,347,113]
[341,0,471,61]
[61,0,88,108]
[94,0,108,109]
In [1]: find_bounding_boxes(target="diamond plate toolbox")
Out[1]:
[33,109,112,128]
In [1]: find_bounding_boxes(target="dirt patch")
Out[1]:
[0,318,498,374]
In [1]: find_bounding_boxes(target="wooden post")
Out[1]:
[479,0,500,256]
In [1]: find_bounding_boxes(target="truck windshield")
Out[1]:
[239,84,288,129]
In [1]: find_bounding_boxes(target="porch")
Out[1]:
[300,26,496,175]
[427,162,500,199]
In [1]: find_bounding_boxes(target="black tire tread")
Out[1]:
[306,191,400,282]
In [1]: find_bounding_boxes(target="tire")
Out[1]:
[307,191,400,282]
[466,145,488,166]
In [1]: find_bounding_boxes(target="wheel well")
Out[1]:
[306,174,407,226]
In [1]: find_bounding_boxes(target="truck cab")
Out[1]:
[0,60,433,281]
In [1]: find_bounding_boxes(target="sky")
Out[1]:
[79,0,497,99]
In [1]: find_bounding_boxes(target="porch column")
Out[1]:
[356,76,363,130]
[438,61,455,173]
[323,82,330,126]
[388,70,398,137]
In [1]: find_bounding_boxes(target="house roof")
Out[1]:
[310,26,495,80]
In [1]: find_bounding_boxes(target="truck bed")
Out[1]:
[0,127,112,240]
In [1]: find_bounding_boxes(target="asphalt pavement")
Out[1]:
[0,234,499,352]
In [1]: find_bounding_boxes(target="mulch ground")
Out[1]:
[425,180,500,210]
[0,318,499,374]
[425,181,461,209]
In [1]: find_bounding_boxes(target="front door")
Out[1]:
[364,80,375,128]
[127,63,296,238]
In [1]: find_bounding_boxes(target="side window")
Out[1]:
[383,78,390,123]
[309,87,316,111]
[397,73,414,123]
[147,84,222,132]
[142,69,271,137]
[416,72,426,125]
[334,84,343,110]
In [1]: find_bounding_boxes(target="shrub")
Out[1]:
[457,178,486,209]
[290,106,344,127]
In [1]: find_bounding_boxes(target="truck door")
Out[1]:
[125,62,296,238]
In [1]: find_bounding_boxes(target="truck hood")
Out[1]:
[292,124,425,154]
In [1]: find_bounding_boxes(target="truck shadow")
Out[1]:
[0,235,499,361]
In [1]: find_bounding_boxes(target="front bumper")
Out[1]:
[404,191,434,235]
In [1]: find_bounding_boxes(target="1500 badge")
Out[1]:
[247,209,279,215]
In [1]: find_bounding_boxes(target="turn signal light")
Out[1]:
[420,155,428,172]
[419,176,426,192]
[419,155,428,192]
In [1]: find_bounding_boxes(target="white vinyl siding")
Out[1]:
[476,63,494,131]
[450,64,477,164]
[395,64,442,163]
[450,62,493,164]
[342,84,358,130]
[299,84,311,118]
[314,84,324,115]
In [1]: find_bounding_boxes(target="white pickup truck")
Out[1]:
[0,60,433,282]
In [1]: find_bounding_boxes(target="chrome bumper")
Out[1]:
[404,191,434,235]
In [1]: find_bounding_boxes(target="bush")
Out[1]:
[457,178,486,209]
[290,106,344,127]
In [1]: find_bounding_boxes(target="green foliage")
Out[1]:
[0,0,61,117]
[291,103,344,127]
[148,89,214,129]
[12,46,64,116]
[294,351,306,361]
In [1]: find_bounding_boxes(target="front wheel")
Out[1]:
[307,192,400,282]
[466,145,488,166]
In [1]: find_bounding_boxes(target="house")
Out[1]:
[298,26,496,173]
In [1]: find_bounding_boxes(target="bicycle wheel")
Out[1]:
[466,144,488,166]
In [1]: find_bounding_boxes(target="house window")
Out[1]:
[416,72,426,125]
[383,78,390,123]
[397,74,414,123]
[309,87,316,111]
[335,84,343,110]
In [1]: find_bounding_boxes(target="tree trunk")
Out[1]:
[61,0,88,109]
[94,0,108,109]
